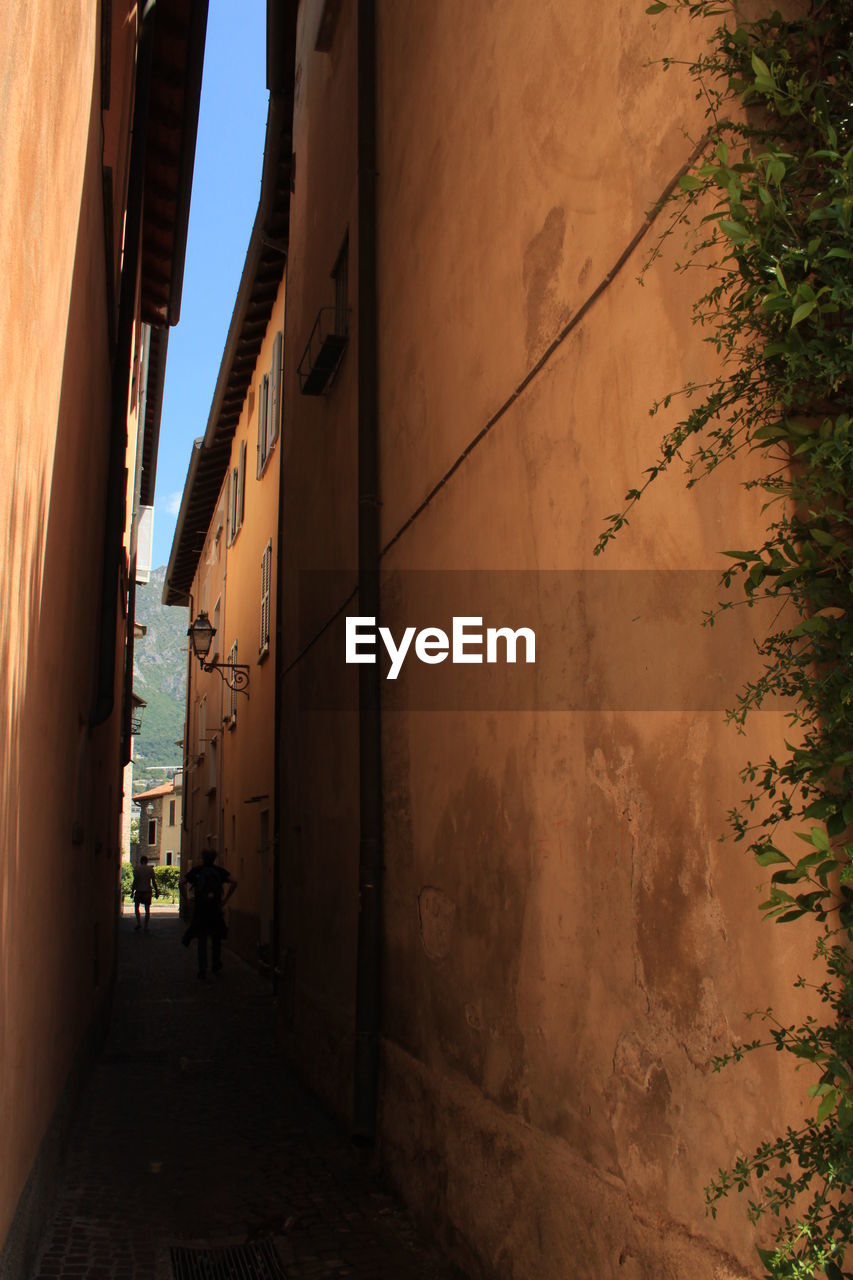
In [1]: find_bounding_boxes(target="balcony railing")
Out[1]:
[297,306,348,396]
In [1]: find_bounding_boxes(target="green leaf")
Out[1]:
[755,846,790,866]
[791,300,816,327]
[810,826,831,853]
[645,1,667,10]
[678,174,703,191]
[720,219,750,243]
[817,1088,837,1123]
[751,52,772,81]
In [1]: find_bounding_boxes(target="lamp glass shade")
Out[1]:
[189,611,216,660]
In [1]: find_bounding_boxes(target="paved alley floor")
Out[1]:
[34,910,462,1280]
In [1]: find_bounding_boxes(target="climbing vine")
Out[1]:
[595,2,853,1276]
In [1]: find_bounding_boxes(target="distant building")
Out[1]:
[133,774,183,867]
[121,691,147,863]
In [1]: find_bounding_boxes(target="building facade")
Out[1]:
[271,4,812,1279]
[133,774,183,867]
[0,2,205,1272]
[164,70,293,966]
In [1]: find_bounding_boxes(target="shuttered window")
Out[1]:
[197,696,206,756]
[257,331,282,477]
[237,440,246,529]
[228,467,238,544]
[257,375,268,478]
[260,539,272,655]
[228,640,239,723]
[270,330,282,446]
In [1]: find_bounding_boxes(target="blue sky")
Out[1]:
[152,1,269,569]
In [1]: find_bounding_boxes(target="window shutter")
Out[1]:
[260,540,271,652]
[238,440,246,530]
[228,468,238,544]
[257,379,267,478]
[264,369,274,459]
[228,640,238,722]
[270,331,282,445]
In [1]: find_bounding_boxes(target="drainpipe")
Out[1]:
[352,0,381,1144]
[91,0,157,729]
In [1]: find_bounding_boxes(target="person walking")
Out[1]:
[180,845,237,978]
[132,855,159,931]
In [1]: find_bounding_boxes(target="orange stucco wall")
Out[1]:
[184,274,285,961]
[0,1,136,1262]
[276,3,813,1277]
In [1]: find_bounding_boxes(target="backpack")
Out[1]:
[193,864,222,917]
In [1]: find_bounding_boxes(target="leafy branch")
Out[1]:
[597,1,853,1274]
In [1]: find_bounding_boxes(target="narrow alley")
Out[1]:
[33,911,460,1280]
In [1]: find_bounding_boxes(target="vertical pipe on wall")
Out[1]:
[352,0,381,1143]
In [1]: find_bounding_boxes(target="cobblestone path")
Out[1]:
[33,910,462,1280]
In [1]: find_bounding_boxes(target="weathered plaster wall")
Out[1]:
[0,0,129,1265]
[275,1,812,1275]
[371,3,811,1277]
[183,274,285,963]
[220,274,285,960]
[186,483,228,867]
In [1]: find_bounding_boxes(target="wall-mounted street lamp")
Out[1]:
[187,611,250,696]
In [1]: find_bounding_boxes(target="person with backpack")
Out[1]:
[180,843,237,978]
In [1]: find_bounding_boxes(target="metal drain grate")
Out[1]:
[170,1239,286,1279]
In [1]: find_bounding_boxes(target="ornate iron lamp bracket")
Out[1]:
[198,657,250,696]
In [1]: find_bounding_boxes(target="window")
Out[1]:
[228,441,246,543]
[257,331,282,477]
[207,499,225,566]
[227,640,239,723]
[257,373,269,477]
[148,819,156,845]
[169,800,175,826]
[208,735,217,793]
[166,851,172,866]
[333,237,348,336]
[270,331,282,447]
[197,696,207,757]
[212,598,221,661]
[260,540,272,656]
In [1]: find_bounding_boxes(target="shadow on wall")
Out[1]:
[0,47,120,1252]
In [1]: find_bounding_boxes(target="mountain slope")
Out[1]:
[133,566,187,787]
